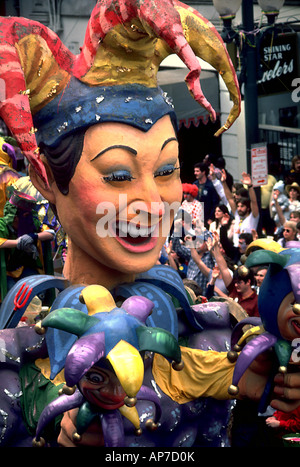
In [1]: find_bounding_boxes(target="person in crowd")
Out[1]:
[270,180,290,231]
[266,406,300,444]
[277,221,298,247]
[234,186,250,203]
[181,183,203,228]
[182,278,203,295]
[208,164,230,210]
[260,174,277,236]
[232,182,244,203]
[205,265,222,300]
[0,137,20,217]
[184,231,215,291]
[170,209,195,264]
[209,204,234,239]
[214,156,234,191]
[210,231,259,317]
[286,182,300,216]
[0,190,55,292]
[193,162,220,227]
[221,229,253,266]
[234,196,256,245]
[172,208,194,241]
[228,267,259,317]
[165,240,188,279]
[290,210,300,225]
[221,171,259,248]
[296,221,300,240]
[10,174,68,273]
[190,239,233,298]
[253,265,268,294]
[285,154,300,186]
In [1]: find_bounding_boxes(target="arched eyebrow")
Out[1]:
[90,145,137,162]
[91,137,178,162]
[161,137,178,151]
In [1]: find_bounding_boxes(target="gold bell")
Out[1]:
[59,384,76,396]
[238,265,249,277]
[172,360,184,371]
[145,419,158,431]
[32,437,46,447]
[34,321,46,335]
[227,350,238,363]
[292,304,300,315]
[124,396,137,407]
[135,428,142,436]
[72,432,82,443]
[278,365,287,374]
[233,344,242,352]
[228,384,239,396]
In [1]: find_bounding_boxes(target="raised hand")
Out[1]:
[241,172,252,187]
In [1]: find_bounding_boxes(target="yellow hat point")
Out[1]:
[80,284,116,315]
[107,340,144,397]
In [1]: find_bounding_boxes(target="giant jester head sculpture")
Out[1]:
[0,0,241,189]
[32,284,184,447]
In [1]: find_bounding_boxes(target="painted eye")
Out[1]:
[154,164,179,178]
[86,371,104,384]
[102,170,135,183]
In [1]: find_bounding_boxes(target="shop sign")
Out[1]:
[257,33,298,95]
[251,143,268,187]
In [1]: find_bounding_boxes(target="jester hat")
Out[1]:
[36,284,183,394]
[0,0,241,187]
[33,284,183,444]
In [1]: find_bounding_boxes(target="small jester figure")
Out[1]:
[32,284,184,447]
[227,247,300,412]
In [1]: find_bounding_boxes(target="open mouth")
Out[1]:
[86,390,125,410]
[291,319,300,335]
[111,220,160,252]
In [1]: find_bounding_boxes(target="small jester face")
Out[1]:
[78,364,126,411]
[277,292,300,342]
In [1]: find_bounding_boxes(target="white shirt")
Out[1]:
[233,211,259,247]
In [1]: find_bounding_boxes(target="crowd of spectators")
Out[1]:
[163,154,300,307]
[0,137,66,309]
[160,153,300,447]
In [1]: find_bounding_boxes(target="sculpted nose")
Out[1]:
[127,178,165,222]
[128,200,165,224]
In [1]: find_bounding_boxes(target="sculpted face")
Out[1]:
[35,115,182,286]
[78,365,126,411]
[277,292,300,341]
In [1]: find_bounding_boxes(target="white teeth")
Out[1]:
[117,221,156,237]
